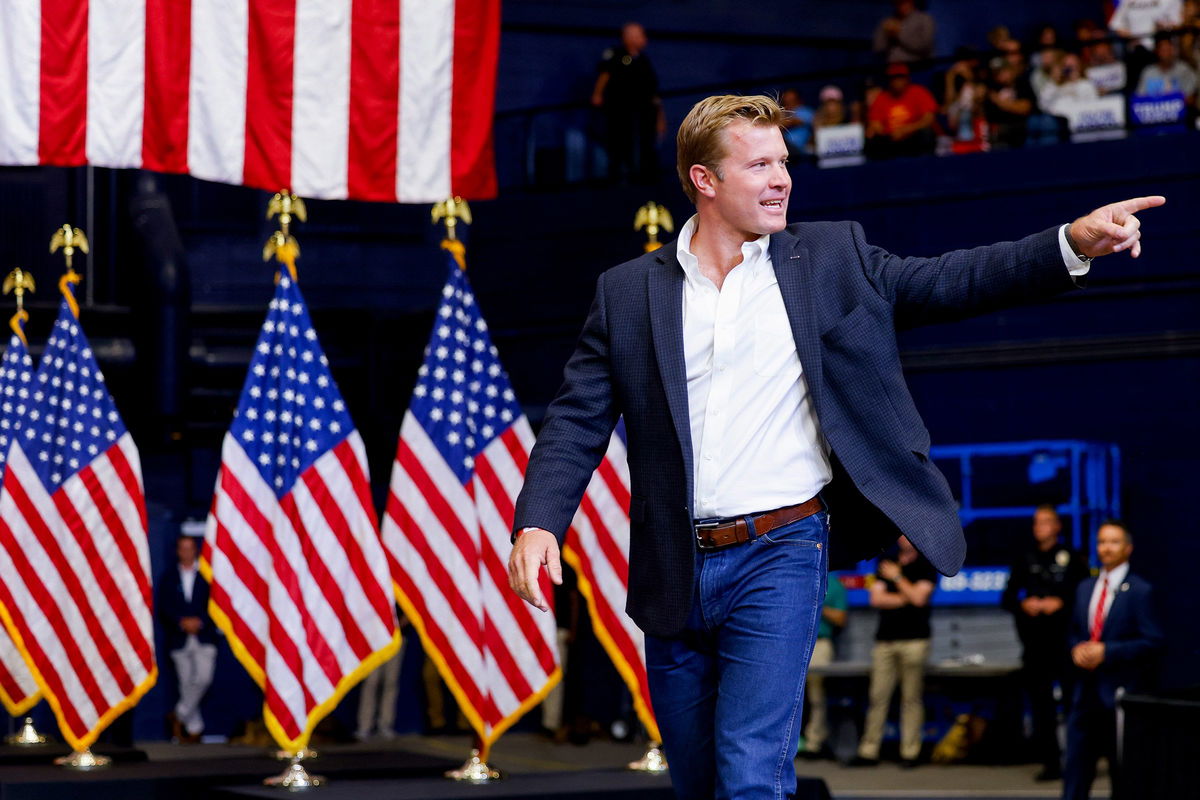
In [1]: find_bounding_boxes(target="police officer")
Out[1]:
[591,22,666,184]
[1001,505,1090,781]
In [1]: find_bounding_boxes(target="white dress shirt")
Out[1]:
[677,216,830,518]
[180,564,198,604]
[1087,561,1129,634]
[676,216,1091,520]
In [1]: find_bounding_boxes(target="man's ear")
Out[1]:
[690,164,718,199]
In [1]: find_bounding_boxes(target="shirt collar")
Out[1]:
[1100,562,1129,588]
[676,214,772,284]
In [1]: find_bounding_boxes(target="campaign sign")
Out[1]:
[1066,95,1126,142]
[1131,92,1187,130]
[840,566,1011,608]
[816,123,865,168]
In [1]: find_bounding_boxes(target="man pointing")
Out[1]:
[509,94,1163,799]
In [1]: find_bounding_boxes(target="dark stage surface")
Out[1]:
[0,734,1100,799]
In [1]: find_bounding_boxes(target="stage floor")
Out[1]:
[0,733,1109,800]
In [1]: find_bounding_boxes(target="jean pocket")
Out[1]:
[756,515,826,547]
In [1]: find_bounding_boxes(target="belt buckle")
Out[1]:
[694,519,722,550]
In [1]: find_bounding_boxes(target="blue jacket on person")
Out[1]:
[513,221,1076,637]
[1068,571,1163,709]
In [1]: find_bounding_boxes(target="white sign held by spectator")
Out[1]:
[1066,95,1126,142]
[816,123,865,168]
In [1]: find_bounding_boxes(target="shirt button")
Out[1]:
[718,364,727,372]
[704,453,713,461]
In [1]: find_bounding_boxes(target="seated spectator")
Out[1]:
[1085,37,1129,95]
[1030,45,1064,97]
[1030,23,1062,74]
[985,59,1036,149]
[943,49,989,153]
[1109,0,1184,50]
[1136,34,1198,104]
[1032,54,1096,145]
[1181,0,1200,68]
[866,63,937,159]
[780,87,816,156]
[987,25,1016,71]
[813,85,850,129]
[1039,53,1100,116]
[873,0,935,64]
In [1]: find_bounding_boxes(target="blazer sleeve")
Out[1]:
[512,272,619,543]
[1105,582,1165,666]
[848,221,1079,329]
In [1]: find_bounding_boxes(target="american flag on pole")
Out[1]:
[560,423,660,743]
[0,0,499,201]
[201,263,399,753]
[382,244,559,757]
[0,282,156,751]
[0,317,40,717]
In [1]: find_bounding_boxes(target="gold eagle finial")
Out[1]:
[431,197,473,241]
[264,191,305,280]
[3,268,36,311]
[634,202,674,252]
[49,224,90,271]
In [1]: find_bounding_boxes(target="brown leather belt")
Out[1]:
[694,497,824,550]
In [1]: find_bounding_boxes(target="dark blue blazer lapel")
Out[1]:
[1102,577,1132,638]
[770,231,823,399]
[648,242,695,513]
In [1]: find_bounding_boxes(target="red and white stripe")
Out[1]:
[561,432,660,742]
[0,628,40,716]
[0,0,499,201]
[0,435,154,751]
[382,413,559,752]
[203,431,398,751]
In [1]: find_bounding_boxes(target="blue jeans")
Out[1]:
[645,511,828,800]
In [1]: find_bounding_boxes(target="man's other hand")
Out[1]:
[508,528,563,612]
[1070,196,1166,260]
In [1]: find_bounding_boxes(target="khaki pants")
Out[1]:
[802,637,834,751]
[857,638,930,761]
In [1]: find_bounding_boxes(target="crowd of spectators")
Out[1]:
[779,0,1200,163]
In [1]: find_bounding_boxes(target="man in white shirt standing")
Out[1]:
[157,535,218,743]
[1062,521,1163,800]
[508,94,1163,798]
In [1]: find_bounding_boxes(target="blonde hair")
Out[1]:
[676,94,787,204]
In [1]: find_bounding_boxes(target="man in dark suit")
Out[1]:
[157,534,218,743]
[1062,520,1163,800]
[507,94,1162,799]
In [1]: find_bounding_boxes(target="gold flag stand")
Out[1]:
[627,741,668,773]
[46,227,107,770]
[5,716,46,746]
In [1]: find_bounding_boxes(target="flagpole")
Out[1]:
[624,203,670,774]
[45,228,112,771]
[429,197,503,785]
[254,191,327,789]
[0,269,45,749]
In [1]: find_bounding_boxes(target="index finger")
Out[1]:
[1116,195,1166,214]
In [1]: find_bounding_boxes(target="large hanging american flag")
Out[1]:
[382,245,559,758]
[0,0,499,202]
[201,264,399,753]
[560,424,660,743]
[0,317,41,717]
[0,282,156,751]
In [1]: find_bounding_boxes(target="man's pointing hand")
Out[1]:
[1069,195,1166,260]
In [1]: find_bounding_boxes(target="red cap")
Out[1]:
[885,62,910,77]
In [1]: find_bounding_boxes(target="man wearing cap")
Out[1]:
[508,92,1163,799]
[867,62,938,159]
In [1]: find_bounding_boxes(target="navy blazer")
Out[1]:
[513,221,1075,637]
[156,566,217,650]
[1068,571,1163,709]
